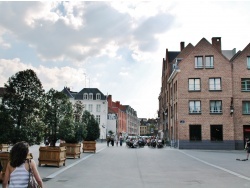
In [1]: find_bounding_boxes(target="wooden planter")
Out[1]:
[38,146,66,168]
[82,141,96,153]
[0,152,9,179]
[0,152,33,179]
[60,143,81,159]
[0,144,9,152]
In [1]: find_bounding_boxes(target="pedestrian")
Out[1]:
[2,141,43,188]
[245,137,250,160]
[107,135,110,147]
[119,134,123,146]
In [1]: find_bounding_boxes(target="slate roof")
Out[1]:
[62,87,106,100]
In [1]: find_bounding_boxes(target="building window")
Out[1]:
[96,93,101,100]
[89,93,93,100]
[209,78,221,91]
[205,56,214,68]
[189,125,201,141]
[83,93,88,100]
[189,100,201,113]
[211,125,223,141]
[210,100,222,113]
[241,78,250,91]
[96,115,100,125]
[247,57,250,69]
[195,56,203,68]
[88,104,93,112]
[189,78,201,91]
[96,104,101,112]
[243,101,250,114]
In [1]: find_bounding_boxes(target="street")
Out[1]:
[1,142,250,188]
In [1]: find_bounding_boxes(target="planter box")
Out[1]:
[0,152,33,179]
[38,146,66,168]
[60,143,81,159]
[0,152,9,179]
[82,141,96,153]
[0,144,9,152]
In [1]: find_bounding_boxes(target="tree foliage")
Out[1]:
[43,88,73,147]
[82,110,100,141]
[0,69,45,145]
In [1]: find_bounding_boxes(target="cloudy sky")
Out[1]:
[0,1,250,118]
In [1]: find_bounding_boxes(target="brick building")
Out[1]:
[158,37,250,149]
[107,95,139,137]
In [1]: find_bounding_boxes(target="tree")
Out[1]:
[58,100,87,143]
[44,88,73,147]
[82,110,100,141]
[0,69,45,145]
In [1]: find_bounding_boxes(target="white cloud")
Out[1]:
[0,1,250,118]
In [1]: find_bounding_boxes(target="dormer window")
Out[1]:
[83,93,88,100]
[96,93,101,100]
[89,93,93,100]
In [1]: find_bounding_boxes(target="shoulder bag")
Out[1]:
[27,159,40,188]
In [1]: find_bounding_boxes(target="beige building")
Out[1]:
[159,37,250,149]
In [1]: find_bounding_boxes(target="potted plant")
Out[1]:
[38,89,71,167]
[0,69,45,177]
[82,110,100,153]
[59,101,87,158]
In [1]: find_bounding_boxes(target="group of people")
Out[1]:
[1,141,43,188]
[107,134,123,147]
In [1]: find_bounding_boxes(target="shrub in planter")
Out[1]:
[82,110,100,153]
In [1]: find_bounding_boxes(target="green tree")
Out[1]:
[44,88,73,146]
[59,100,87,143]
[0,69,45,145]
[82,110,100,141]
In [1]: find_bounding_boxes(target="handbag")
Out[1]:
[27,160,40,188]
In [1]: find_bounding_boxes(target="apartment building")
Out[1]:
[62,87,108,140]
[107,95,139,137]
[159,37,250,150]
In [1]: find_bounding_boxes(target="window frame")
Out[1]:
[89,93,93,100]
[241,78,250,92]
[209,78,222,91]
[210,100,222,114]
[96,93,101,100]
[96,115,100,125]
[189,100,201,114]
[88,104,93,112]
[242,101,250,115]
[188,78,201,91]
[83,93,88,100]
[96,104,101,112]
[205,56,214,68]
[195,56,203,69]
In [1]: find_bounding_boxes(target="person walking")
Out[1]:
[2,141,43,188]
[119,134,123,146]
[245,137,250,160]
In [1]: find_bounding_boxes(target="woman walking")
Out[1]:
[2,141,43,188]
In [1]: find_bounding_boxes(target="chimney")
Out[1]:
[212,37,221,52]
[180,42,185,51]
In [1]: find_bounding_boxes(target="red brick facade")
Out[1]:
[159,37,250,149]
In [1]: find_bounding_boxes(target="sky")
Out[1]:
[0,1,250,118]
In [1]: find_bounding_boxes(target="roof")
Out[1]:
[62,87,106,100]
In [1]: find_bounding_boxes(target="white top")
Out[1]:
[9,163,29,188]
